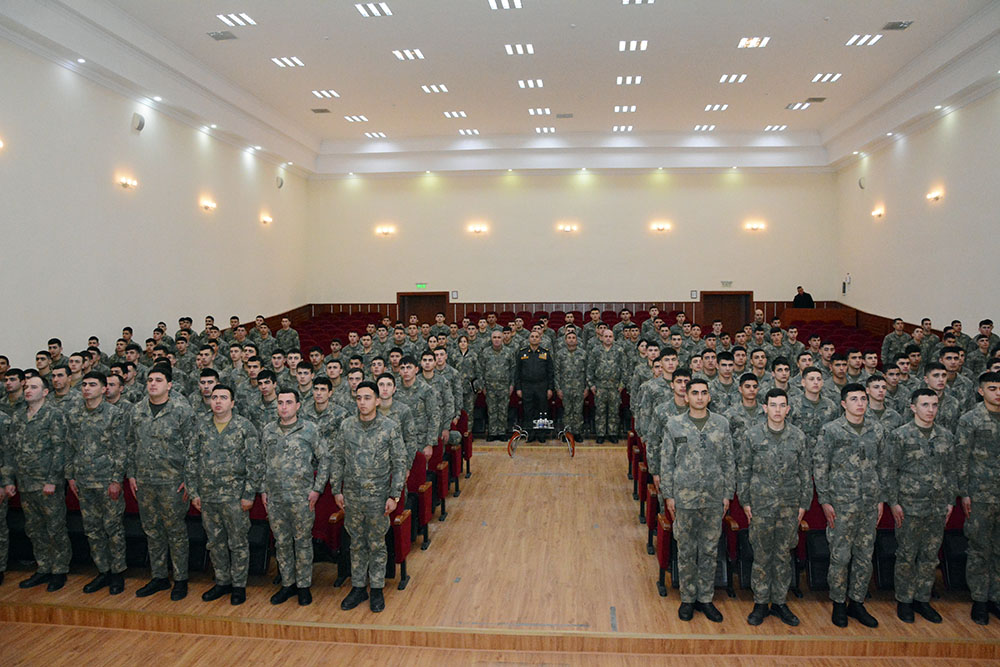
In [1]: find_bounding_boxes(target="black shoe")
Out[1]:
[832,601,848,627]
[972,601,989,625]
[771,604,800,627]
[46,574,67,592]
[607,436,618,444]
[847,600,878,628]
[370,587,385,612]
[0,571,4,585]
[136,577,170,597]
[109,573,125,595]
[596,437,605,444]
[19,572,51,589]
[988,601,1000,620]
[201,584,232,602]
[83,572,109,594]
[896,601,914,623]
[270,585,297,605]
[696,601,723,623]
[230,587,246,605]
[297,586,312,606]
[678,602,694,621]
[170,580,188,601]
[272,573,282,585]
[341,586,369,610]
[747,603,769,626]
[912,600,941,623]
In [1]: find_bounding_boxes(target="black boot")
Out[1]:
[747,603,769,626]
[607,436,618,444]
[201,583,232,602]
[272,573,282,585]
[988,601,1000,620]
[108,572,125,595]
[341,586,369,610]
[297,586,312,606]
[912,600,942,623]
[972,601,989,625]
[46,573,67,592]
[0,571,4,585]
[136,577,170,597]
[230,587,246,605]
[83,572,110,594]
[270,585,297,605]
[170,579,188,601]
[369,587,385,612]
[832,601,848,627]
[847,599,878,628]
[678,602,694,621]
[19,572,51,589]
[595,437,605,444]
[696,601,723,623]
[896,601,914,623]
[771,603,800,626]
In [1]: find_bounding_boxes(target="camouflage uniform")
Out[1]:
[262,418,328,588]
[738,423,811,605]
[65,400,128,575]
[645,398,690,481]
[726,402,766,450]
[127,397,196,582]
[0,413,10,572]
[635,376,670,441]
[868,406,904,433]
[787,393,840,453]
[886,421,956,604]
[956,404,1000,603]
[330,413,407,588]
[0,393,25,417]
[395,377,440,453]
[477,346,514,436]
[587,344,625,437]
[813,416,887,603]
[452,349,479,418]
[932,391,962,434]
[881,332,913,367]
[424,371,457,433]
[660,412,735,603]
[189,415,262,588]
[707,378,739,414]
[275,327,301,354]
[554,345,588,436]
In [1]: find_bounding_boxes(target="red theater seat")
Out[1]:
[655,513,672,596]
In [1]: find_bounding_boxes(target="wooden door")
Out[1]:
[397,292,449,325]
[700,292,752,335]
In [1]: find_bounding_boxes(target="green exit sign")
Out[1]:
[415,283,427,289]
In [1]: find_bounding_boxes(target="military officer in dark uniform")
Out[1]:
[514,330,554,442]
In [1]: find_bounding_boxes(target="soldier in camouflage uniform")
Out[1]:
[0,409,9,584]
[3,374,71,591]
[923,362,961,433]
[957,371,1000,625]
[65,372,128,595]
[434,347,463,431]
[646,369,692,493]
[275,317,300,354]
[814,383,886,628]
[726,374,765,448]
[554,330,588,438]
[190,385,262,606]
[376,374,419,461]
[660,378,735,623]
[262,389,327,606]
[633,357,665,441]
[738,388,811,626]
[865,374,904,432]
[788,368,840,454]
[2,368,26,417]
[881,319,913,371]
[127,366,195,601]
[395,357,439,459]
[333,382,408,613]
[708,352,739,414]
[452,336,479,419]
[478,331,515,440]
[886,388,956,624]
[587,329,625,443]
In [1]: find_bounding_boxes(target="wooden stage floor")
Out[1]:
[2,445,999,664]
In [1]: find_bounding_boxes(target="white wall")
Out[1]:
[833,88,1000,327]
[0,38,310,368]
[306,170,839,305]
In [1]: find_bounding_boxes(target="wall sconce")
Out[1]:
[871,206,885,219]
[557,222,579,233]
[467,223,489,234]
[260,214,273,225]
[375,224,396,236]
[200,198,217,212]
[650,220,672,232]
[118,176,138,189]
[744,220,766,231]
[926,189,944,202]
[0,137,5,150]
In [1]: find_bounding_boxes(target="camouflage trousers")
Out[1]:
[593,384,621,437]
[748,505,799,604]
[674,506,722,603]
[21,487,71,575]
[0,495,7,570]
[345,497,390,588]
[894,506,947,604]
[202,499,250,587]
[826,503,877,603]
[77,486,126,573]
[268,496,314,588]
[484,383,510,435]
[965,502,1000,602]
[462,389,476,419]
[561,385,586,435]
[137,483,190,580]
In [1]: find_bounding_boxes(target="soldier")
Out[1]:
[923,362,961,433]
[127,366,195,601]
[957,371,1000,625]
[633,357,666,442]
[478,331,514,441]
[2,368,26,416]
[65,372,128,595]
[190,368,219,416]
[375,374,419,461]
[189,385,262,606]
[4,374,70,591]
[708,351,739,413]
[882,318,913,366]
[0,409,9,584]
[395,356,438,459]
[646,369,692,486]
[514,330,554,442]
[727,374,765,447]
[660,378,734,622]
[865,374,904,432]
[433,347,463,431]
[814,383,886,628]
[420,351,455,444]
[275,317,300,353]
[452,336,478,419]
[588,329,625,443]
[738,388,811,626]
[262,389,326,606]
[555,330,588,439]
[887,388,956,624]
[332,382,408,613]
[788,368,839,453]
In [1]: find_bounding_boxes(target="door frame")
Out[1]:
[698,290,754,332]
[396,291,451,322]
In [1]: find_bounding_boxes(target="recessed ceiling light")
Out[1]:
[786,102,810,110]
[517,79,544,89]
[508,168,513,172]
[365,132,387,139]
[76,58,86,64]
[458,129,480,136]
[719,74,747,84]
[693,124,715,131]
[392,49,425,60]
[535,127,555,134]
[355,3,392,17]
[811,73,843,83]
[421,84,449,93]
[426,170,432,174]
[344,115,369,122]
[443,111,468,118]
[614,105,637,113]
[622,0,655,4]
[934,105,942,110]
[210,123,217,128]
[271,57,305,68]
[616,75,642,85]
[312,89,341,99]
[737,36,770,48]
[152,95,162,102]
[704,104,728,111]
[886,132,893,136]
[619,40,648,52]
[287,161,293,165]
[217,13,256,27]
[763,125,788,131]
[581,168,587,171]
[488,0,523,9]
[528,107,551,115]
[504,43,534,55]
[846,34,882,46]
[612,125,634,132]
[852,151,859,155]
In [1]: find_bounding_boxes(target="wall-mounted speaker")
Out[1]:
[131,112,145,132]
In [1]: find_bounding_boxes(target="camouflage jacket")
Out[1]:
[189,414,262,503]
[787,393,840,440]
[394,377,440,448]
[813,416,887,508]
[737,423,812,511]
[586,345,625,388]
[644,398,691,476]
[377,401,419,462]
[635,376,670,438]
[3,401,68,491]
[64,400,127,488]
[726,402,767,447]
[262,418,328,499]
[451,349,479,393]
[0,393,25,417]
[554,346,588,392]
[127,397,196,486]
[707,377,740,413]
[659,412,736,509]
[477,345,515,387]
[885,421,956,515]
[275,328,301,353]
[956,404,1000,503]
[330,413,408,502]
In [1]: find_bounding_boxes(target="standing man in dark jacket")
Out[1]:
[515,330,554,442]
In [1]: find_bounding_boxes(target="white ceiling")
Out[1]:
[2,0,999,174]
